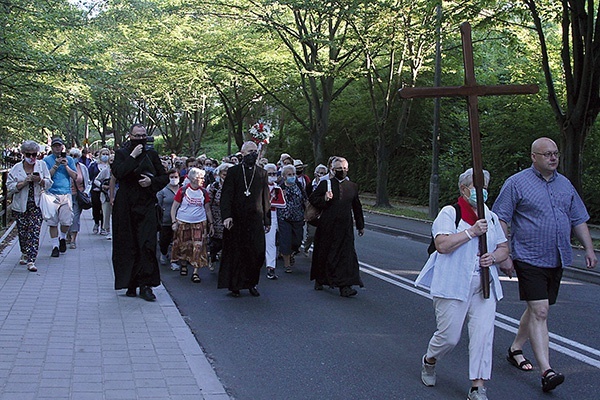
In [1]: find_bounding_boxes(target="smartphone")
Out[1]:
[32,172,39,176]
[60,152,67,158]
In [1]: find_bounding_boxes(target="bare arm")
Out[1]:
[573,222,598,269]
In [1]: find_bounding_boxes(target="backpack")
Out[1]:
[427,203,461,255]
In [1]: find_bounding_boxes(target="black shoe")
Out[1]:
[340,286,357,297]
[126,287,137,297]
[51,247,60,257]
[139,286,156,301]
[59,239,67,253]
[314,281,324,291]
[541,369,564,392]
[248,287,260,297]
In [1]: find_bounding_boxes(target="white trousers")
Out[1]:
[426,274,497,380]
[265,209,278,268]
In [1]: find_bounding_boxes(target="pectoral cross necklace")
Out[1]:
[242,164,256,197]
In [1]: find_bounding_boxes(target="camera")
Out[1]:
[145,136,155,151]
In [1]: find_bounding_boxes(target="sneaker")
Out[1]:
[170,263,180,271]
[27,262,37,272]
[51,247,60,258]
[266,267,278,280]
[160,254,168,265]
[467,387,488,400]
[59,238,67,253]
[69,242,76,249]
[99,229,108,236]
[421,355,436,387]
[106,234,112,240]
[20,254,27,265]
[284,266,292,273]
[93,223,99,234]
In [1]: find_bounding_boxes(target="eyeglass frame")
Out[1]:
[533,151,560,158]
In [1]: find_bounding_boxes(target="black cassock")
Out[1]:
[309,178,365,288]
[111,145,168,290]
[218,163,271,291]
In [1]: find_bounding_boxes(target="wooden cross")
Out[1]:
[400,22,539,298]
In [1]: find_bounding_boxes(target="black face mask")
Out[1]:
[296,169,304,175]
[334,170,347,180]
[243,151,258,166]
[130,138,147,148]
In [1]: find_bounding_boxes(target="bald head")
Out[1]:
[531,137,557,153]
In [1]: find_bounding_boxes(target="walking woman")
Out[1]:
[68,147,91,249]
[7,140,53,272]
[415,168,510,400]
[171,167,214,283]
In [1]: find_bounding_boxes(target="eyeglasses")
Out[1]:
[267,172,277,176]
[131,134,147,139]
[533,151,560,158]
[24,152,37,157]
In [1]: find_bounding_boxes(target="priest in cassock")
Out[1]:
[309,157,365,297]
[112,124,169,301]
[218,141,271,297]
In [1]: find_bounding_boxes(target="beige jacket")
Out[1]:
[7,160,53,213]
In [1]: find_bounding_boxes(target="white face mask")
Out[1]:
[25,157,36,165]
[268,176,277,184]
[169,178,179,186]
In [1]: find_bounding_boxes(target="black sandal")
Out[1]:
[191,273,201,283]
[541,369,564,392]
[180,266,188,276]
[507,347,533,371]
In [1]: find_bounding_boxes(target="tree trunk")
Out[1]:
[560,122,587,193]
[375,138,391,208]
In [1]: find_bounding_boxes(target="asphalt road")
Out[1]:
[161,216,600,400]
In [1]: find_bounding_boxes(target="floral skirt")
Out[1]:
[171,221,208,269]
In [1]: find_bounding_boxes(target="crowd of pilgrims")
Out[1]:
[10,139,364,298]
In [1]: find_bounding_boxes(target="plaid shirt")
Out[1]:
[492,166,589,268]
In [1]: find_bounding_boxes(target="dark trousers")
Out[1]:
[159,225,174,256]
[91,191,102,225]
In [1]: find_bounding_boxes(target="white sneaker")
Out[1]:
[106,234,112,240]
[467,387,488,400]
[100,229,108,236]
[27,262,37,272]
[170,263,180,271]
[421,355,436,387]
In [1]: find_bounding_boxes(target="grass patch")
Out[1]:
[363,204,431,221]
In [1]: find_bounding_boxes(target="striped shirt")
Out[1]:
[492,166,589,268]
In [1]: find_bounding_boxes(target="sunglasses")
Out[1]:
[24,152,38,157]
[267,172,277,176]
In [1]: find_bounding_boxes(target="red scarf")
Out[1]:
[457,196,478,226]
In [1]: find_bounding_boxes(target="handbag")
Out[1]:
[76,189,92,210]
[304,179,331,226]
[39,191,57,220]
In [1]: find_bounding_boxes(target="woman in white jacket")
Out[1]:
[415,168,510,400]
[7,141,53,271]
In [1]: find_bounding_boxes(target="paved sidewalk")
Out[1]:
[0,211,229,400]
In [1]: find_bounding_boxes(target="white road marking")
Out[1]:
[360,261,600,369]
